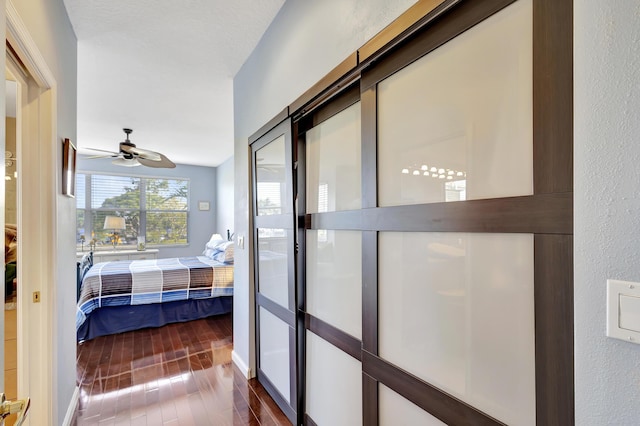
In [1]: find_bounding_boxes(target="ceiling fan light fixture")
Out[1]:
[112,157,141,167]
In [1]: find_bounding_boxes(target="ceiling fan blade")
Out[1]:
[84,147,120,156]
[85,154,120,160]
[137,153,176,169]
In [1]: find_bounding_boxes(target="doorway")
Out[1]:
[3,27,59,422]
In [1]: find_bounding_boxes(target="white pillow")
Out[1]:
[202,247,216,258]
[203,239,234,263]
[214,241,234,263]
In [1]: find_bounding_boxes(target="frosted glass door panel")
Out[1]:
[379,232,535,426]
[257,229,289,307]
[306,331,362,426]
[378,0,533,206]
[379,384,446,426]
[306,102,361,213]
[256,135,288,215]
[259,307,291,404]
[306,230,362,339]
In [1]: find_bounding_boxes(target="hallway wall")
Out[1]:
[574,1,640,424]
[4,1,78,424]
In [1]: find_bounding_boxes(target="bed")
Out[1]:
[76,236,234,342]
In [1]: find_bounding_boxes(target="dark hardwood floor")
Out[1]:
[74,313,291,425]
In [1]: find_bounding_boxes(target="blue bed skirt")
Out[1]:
[77,296,233,342]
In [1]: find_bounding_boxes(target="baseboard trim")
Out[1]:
[62,386,79,426]
[232,350,252,379]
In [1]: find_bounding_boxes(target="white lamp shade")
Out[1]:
[103,216,126,231]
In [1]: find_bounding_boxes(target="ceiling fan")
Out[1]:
[256,157,284,174]
[85,128,176,168]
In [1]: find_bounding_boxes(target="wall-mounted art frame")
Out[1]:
[62,138,77,197]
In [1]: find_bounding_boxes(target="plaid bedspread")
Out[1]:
[76,256,233,330]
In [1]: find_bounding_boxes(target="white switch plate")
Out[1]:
[237,235,244,250]
[607,279,640,344]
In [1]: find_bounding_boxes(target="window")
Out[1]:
[76,173,189,251]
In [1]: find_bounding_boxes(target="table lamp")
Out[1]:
[103,216,126,250]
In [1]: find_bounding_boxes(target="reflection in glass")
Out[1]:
[256,135,287,215]
[257,228,289,308]
[378,0,533,206]
[306,230,362,339]
[379,231,535,426]
[306,102,361,213]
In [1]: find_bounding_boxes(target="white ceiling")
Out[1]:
[63,0,285,167]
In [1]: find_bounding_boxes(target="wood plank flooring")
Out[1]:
[74,313,291,425]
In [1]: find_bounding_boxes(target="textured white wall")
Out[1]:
[575,1,640,424]
[233,0,418,374]
[8,1,78,424]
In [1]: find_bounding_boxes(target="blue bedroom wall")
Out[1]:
[76,155,218,258]
[215,155,234,238]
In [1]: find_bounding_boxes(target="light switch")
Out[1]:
[619,295,640,332]
[607,279,640,343]
[237,235,244,250]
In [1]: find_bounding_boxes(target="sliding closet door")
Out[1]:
[300,0,573,424]
[299,88,364,426]
[250,118,297,424]
[374,2,536,423]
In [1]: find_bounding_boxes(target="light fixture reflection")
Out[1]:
[400,164,468,180]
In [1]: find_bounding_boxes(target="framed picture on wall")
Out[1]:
[62,138,77,197]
